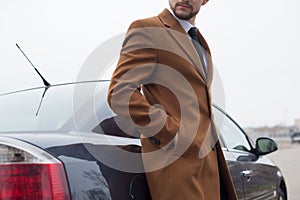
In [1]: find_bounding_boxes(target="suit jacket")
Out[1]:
[107,9,237,200]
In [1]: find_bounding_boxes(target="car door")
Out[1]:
[214,107,277,200]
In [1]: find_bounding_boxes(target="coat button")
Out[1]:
[149,137,161,145]
[211,143,216,150]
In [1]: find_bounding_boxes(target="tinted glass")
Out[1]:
[214,108,251,152]
[0,81,112,133]
[0,86,73,132]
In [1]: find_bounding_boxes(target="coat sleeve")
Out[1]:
[107,21,179,147]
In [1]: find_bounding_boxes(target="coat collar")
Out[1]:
[158,9,187,35]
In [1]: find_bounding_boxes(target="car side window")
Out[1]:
[214,108,251,152]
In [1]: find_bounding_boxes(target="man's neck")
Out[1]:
[168,8,195,33]
[188,17,196,26]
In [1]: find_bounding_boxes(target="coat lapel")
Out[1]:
[158,9,208,83]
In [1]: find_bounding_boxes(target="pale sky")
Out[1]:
[1,0,299,128]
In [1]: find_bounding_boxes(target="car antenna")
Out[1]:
[16,43,51,116]
[15,43,51,87]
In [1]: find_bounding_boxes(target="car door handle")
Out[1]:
[241,169,253,177]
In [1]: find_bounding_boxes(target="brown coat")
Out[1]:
[108,9,237,200]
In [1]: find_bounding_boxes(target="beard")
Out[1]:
[171,2,200,20]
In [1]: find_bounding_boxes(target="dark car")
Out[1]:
[291,132,300,143]
[0,80,287,200]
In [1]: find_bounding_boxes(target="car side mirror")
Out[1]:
[255,137,278,156]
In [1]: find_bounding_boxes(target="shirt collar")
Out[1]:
[168,8,194,33]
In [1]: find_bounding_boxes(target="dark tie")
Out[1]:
[188,27,207,75]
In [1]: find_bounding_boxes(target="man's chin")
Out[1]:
[174,12,193,21]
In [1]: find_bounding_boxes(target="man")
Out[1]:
[107,0,237,199]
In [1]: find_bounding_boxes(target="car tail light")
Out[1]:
[0,136,70,200]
